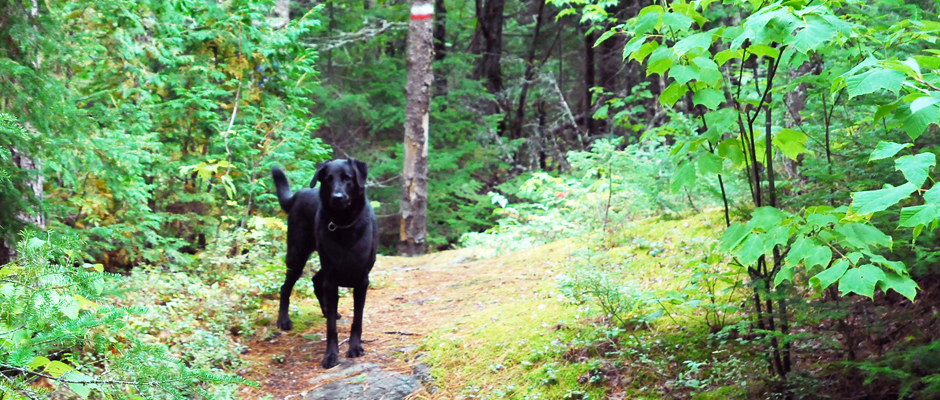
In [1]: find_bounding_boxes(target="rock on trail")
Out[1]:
[303,361,421,400]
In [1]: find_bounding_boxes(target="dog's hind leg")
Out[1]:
[277,248,312,331]
[312,271,341,319]
[346,279,368,358]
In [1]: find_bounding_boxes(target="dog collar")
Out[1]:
[328,219,358,232]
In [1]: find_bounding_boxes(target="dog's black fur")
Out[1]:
[271,158,379,369]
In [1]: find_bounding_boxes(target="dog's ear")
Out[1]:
[348,158,368,188]
[311,162,328,188]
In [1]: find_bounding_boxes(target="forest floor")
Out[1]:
[236,240,579,400]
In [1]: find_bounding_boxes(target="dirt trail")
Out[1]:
[236,243,572,400]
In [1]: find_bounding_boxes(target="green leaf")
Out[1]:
[714,49,742,66]
[763,225,790,254]
[910,95,940,113]
[895,153,936,187]
[787,236,832,269]
[774,262,795,286]
[671,160,696,192]
[869,141,911,161]
[787,14,836,54]
[896,103,940,141]
[850,183,917,215]
[634,12,661,37]
[64,371,98,399]
[673,32,712,57]
[839,264,886,298]
[867,253,907,275]
[594,30,617,47]
[735,233,765,266]
[703,109,736,142]
[622,36,647,61]
[773,128,808,160]
[647,46,676,76]
[43,360,74,378]
[659,81,689,107]
[748,206,788,231]
[697,152,722,175]
[670,65,700,84]
[836,223,893,250]
[28,356,51,371]
[662,12,694,32]
[874,101,900,121]
[844,68,906,99]
[720,222,750,252]
[878,272,918,302]
[61,295,80,319]
[717,139,745,168]
[749,44,780,59]
[899,204,940,228]
[691,57,722,86]
[925,185,940,203]
[810,259,848,290]
[631,40,659,63]
[26,237,46,249]
[693,88,724,110]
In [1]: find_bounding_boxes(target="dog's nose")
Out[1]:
[332,192,346,200]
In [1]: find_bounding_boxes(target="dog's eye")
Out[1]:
[341,174,351,180]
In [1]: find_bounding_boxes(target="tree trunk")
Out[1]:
[399,0,434,256]
[582,27,597,138]
[432,0,447,97]
[470,0,506,94]
[509,0,546,142]
[268,0,290,29]
[0,146,45,265]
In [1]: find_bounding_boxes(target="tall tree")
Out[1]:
[400,0,435,256]
[582,26,597,137]
[470,0,507,94]
[509,0,547,142]
[432,0,447,97]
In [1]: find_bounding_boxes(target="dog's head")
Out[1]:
[313,158,368,210]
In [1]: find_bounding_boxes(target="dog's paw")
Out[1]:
[321,352,340,369]
[346,343,365,358]
[276,315,293,331]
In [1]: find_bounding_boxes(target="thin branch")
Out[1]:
[303,19,407,52]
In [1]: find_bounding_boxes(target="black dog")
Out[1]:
[271,158,378,369]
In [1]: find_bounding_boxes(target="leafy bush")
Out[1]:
[0,233,253,399]
[557,249,662,330]
[462,136,719,252]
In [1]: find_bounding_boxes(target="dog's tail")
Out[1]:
[271,166,295,212]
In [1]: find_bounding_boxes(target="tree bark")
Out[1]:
[432,0,447,97]
[0,146,45,265]
[399,0,434,256]
[582,27,597,137]
[268,0,290,29]
[509,0,546,142]
[470,0,506,94]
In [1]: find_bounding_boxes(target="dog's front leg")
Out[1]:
[321,284,341,369]
[347,280,368,358]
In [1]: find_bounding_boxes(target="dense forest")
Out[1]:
[2,0,940,398]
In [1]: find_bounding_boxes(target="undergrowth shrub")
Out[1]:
[0,232,253,399]
[461,136,727,253]
[557,249,662,330]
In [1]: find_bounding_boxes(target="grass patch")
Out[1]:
[417,210,762,399]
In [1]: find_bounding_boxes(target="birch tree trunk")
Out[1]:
[399,0,434,256]
[269,0,290,29]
